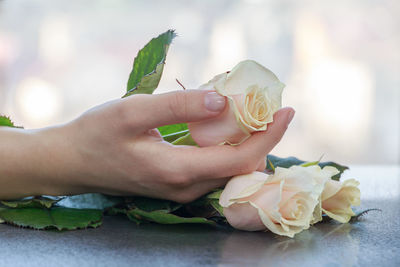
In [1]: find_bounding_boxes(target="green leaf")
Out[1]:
[162,130,189,143]
[124,29,176,97]
[1,196,61,209]
[184,190,224,218]
[266,155,349,181]
[158,123,188,136]
[171,132,198,146]
[0,207,102,230]
[0,115,15,127]
[209,199,224,216]
[318,162,349,180]
[106,207,145,224]
[125,197,181,213]
[266,155,306,169]
[127,208,215,225]
[205,190,223,200]
[106,198,184,225]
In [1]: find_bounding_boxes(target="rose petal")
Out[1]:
[321,180,343,202]
[280,193,318,227]
[252,201,303,238]
[221,60,284,97]
[242,182,283,217]
[321,208,355,224]
[219,172,268,208]
[223,202,266,231]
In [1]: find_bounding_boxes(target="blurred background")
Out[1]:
[0,0,398,165]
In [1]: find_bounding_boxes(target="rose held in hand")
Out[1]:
[188,60,285,146]
[219,166,339,237]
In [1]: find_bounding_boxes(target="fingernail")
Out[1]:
[287,109,295,125]
[204,91,226,112]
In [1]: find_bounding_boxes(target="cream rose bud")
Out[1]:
[188,60,285,146]
[321,179,361,223]
[219,166,338,237]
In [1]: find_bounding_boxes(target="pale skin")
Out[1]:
[0,90,295,203]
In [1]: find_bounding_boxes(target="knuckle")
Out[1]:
[114,102,130,125]
[118,95,149,128]
[168,92,189,121]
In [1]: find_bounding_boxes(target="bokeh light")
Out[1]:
[15,77,62,125]
[0,0,398,164]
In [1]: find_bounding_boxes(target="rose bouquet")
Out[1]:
[181,59,361,237]
[219,167,360,237]
[0,30,365,237]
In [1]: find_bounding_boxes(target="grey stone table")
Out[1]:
[0,166,399,267]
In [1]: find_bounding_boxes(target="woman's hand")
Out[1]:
[0,90,294,203]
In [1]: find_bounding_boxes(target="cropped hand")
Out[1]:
[0,90,294,202]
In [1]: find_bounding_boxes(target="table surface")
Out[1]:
[0,165,399,267]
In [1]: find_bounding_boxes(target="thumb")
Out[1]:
[124,90,226,129]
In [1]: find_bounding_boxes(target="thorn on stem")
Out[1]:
[350,208,382,222]
[176,79,186,90]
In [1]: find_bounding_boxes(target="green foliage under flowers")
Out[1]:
[106,196,216,225]
[266,155,349,181]
[1,196,61,209]
[0,207,102,230]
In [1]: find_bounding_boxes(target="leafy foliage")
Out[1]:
[171,133,198,146]
[162,130,189,143]
[125,197,182,212]
[158,123,190,143]
[158,123,188,136]
[0,115,15,127]
[0,196,61,209]
[204,190,224,217]
[266,155,349,181]
[124,29,176,97]
[127,208,215,225]
[0,207,102,230]
[182,190,225,218]
[107,196,215,226]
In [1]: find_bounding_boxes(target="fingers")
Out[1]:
[256,158,267,172]
[179,107,295,179]
[172,177,231,203]
[122,90,226,129]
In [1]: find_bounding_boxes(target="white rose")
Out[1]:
[219,165,338,237]
[321,179,361,223]
[188,60,285,146]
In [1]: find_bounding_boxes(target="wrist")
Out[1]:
[31,122,89,197]
[0,126,69,198]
